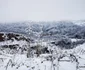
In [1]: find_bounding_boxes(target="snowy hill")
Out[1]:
[0,21,85,70]
[0,32,30,54]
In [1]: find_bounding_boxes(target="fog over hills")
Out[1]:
[0,21,85,39]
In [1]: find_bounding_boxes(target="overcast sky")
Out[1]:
[0,0,85,22]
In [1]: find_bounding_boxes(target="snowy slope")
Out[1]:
[0,21,85,70]
[0,42,85,70]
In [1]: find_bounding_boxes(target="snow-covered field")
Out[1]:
[0,41,85,70]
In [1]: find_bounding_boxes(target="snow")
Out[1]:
[0,51,85,70]
[59,62,76,70]
[0,40,28,48]
[1,21,85,70]
[0,38,85,70]
[71,38,81,42]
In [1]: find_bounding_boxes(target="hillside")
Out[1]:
[0,21,85,70]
